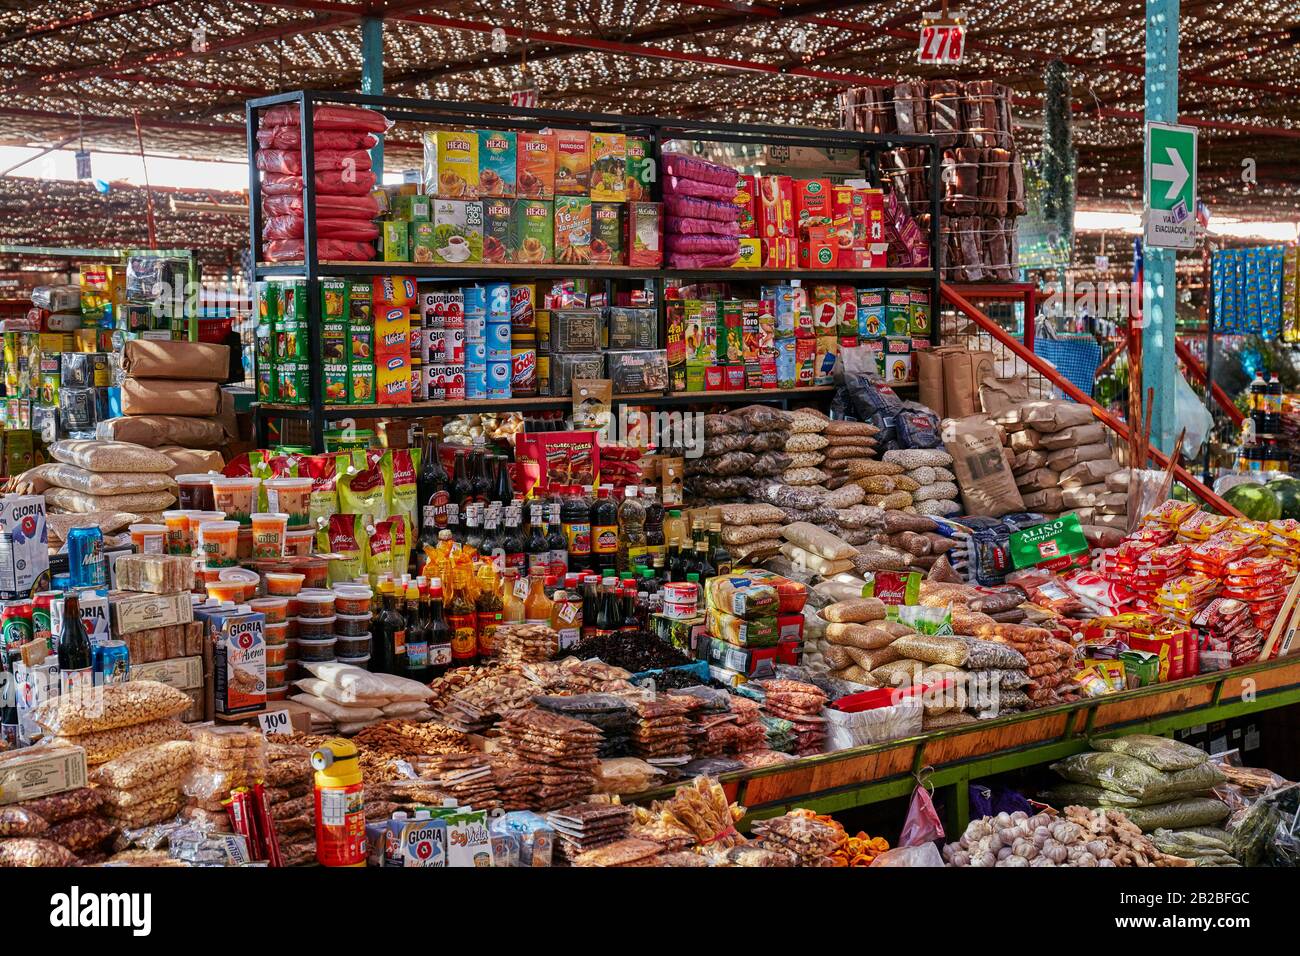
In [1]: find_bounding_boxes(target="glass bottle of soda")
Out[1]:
[463,503,483,554]
[526,503,550,574]
[470,439,492,502]
[403,579,429,683]
[481,505,504,570]
[57,590,94,694]
[546,500,569,576]
[427,577,451,679]
[492,454,514,505]
[446,567,478,668]
[594,576,622,638]
[642,486,664,563]
[501,503,526,574]
[450,449,474,509]
[373,585,408,676]
[419,430,450,549]
[616,486,646,573]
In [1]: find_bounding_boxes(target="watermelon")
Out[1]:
[1267,477,1300,519]
[1224,483,1283,521]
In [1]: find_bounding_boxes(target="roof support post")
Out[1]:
[361,15,384,177]
[1142,0,1179,453]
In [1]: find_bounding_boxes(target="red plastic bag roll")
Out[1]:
[261,170,378,196]
[255,148,373,176]
[262,192,381,219]
[263,238,375,262]
[262,216,380,241]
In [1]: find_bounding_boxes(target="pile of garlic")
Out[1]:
[942,807,1190,867]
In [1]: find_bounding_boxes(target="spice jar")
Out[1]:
[295,589,336,618]
[296,615,336,639]
[296,637,336,662]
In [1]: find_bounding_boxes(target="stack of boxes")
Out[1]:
[382,127,660,267]
[737,176,886,272]
[666,283,928,394]
[320,278,375,406]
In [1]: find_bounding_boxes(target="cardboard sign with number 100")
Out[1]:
[918,12,966,65]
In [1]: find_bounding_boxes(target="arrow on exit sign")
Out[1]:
[1145,122,1198,249]
[1152,146,1190,202]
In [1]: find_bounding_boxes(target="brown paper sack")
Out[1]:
[122,340,230,381]
[916,348,948,418]
[941,414,1025,517]
[121,378,220,417]
[97,415,228,449]
[941,349,996,420]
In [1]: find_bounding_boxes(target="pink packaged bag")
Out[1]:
[665,233,740,255]
[256,127,378,151]
[664,193,741,222]
[663,175,736,201]
[666,216,742,237]
[899,784,945,847]
[667,251,741,269]
[261,104,389,133]
[662,152,740,187]
[261,171,378,197]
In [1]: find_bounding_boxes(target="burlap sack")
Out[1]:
[122,340,230,381]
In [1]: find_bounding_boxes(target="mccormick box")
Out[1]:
[588,131,626,202]
[626,202,662,267]
[735,174,758,237]
[554,197,592,266]
[516,132,556,199]
[757,174,793,238]
[546,128,590,196]
[625,137,653,202]
[513,199,554,264]
[476,129,517,197]
[424,130,480,199]
[430,199,484,264]
[481,197,515,263]
[198,605,266,717]
[589,202,623,264]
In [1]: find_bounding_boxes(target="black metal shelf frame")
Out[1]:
[247,89,942,451]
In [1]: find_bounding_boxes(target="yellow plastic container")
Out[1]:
[311,738,366,867]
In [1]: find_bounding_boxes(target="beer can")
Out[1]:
[0,600,33,650]
[96,640,130,685]
[32,591,60,654]
[66,526,107,589]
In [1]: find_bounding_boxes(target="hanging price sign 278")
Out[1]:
[918,10,967,65]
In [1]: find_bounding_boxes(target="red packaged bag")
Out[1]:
[255,148,373,176]
[256,126,377,151]
[262,192,380,219]
[261,170,378,197]
[261,103,389,133]
[262,216,380,241]
[263,238,375,262]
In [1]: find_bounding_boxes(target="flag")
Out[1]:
[1195,200,1211,228]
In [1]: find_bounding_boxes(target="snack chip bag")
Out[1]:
[325,513,365,584]
[339,450,388,523]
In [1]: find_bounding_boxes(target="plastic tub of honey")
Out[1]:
[250,512,289,560]
[175,474,218,511]
[295,615,336,639]
[263,476,312,529]
[283,529,316,558]
[205,581,244,603]
[237,527,254,561]
[264,572,305,596]
[264,622,289,646]
[129,523,167,554]
[295,588,336,618]
[335,633,371,656]
[266,685,289,702]
[335,612,371,637]
[265,663,289,688]
[197,520,240,569]
[332,585,373,615]
[266,643,288,667]
[296,637,336,662]
[290,556,329,590]
[219,567,261,601]
[336,653,370,669]
[249,597,289,624]
[210,476,260,527]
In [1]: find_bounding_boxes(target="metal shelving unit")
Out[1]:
[246,90,942,450]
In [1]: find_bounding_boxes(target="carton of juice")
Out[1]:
[516,132,556,199]
[547,129,590,196]
[481,197,515,263]
[588,131,626,202]
[425,130,479,199]
[476,129,517,197]
[554,197,592,266]
[378,353,411,405]
[513,199,554,264]
[625,137,653,202]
